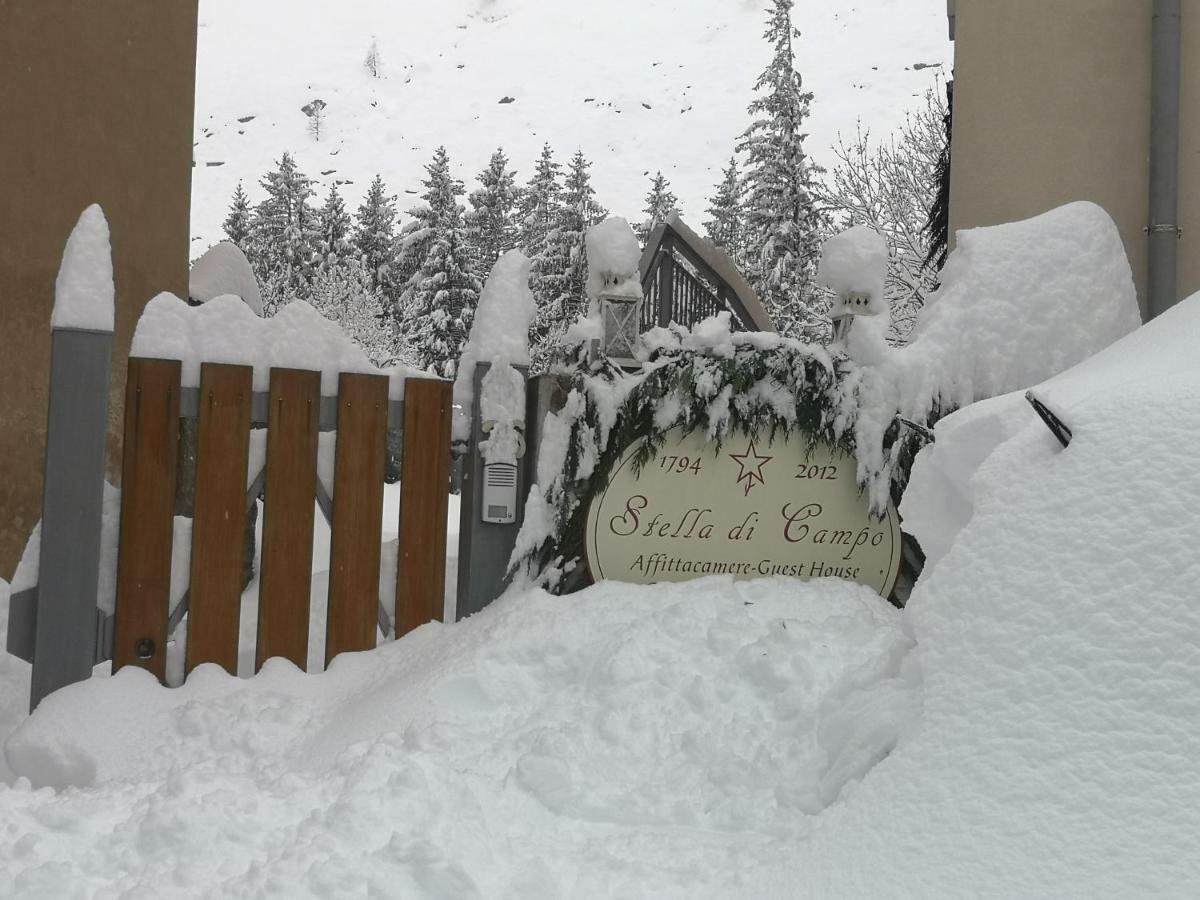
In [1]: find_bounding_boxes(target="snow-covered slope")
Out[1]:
[191,0,953,249]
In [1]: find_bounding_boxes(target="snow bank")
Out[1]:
[751,291,1200,897]
[51,204,114,332]
[909,200,1141,404]
[188,241,264,316]
[0,579,30,784]
[131,292,418,397]
[4,577,913,894]
[451,250,536,443]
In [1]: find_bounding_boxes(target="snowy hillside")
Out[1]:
[191,0,952,249]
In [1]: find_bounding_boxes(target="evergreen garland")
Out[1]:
[517,335,933,594]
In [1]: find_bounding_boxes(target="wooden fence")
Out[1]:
[112,357,451,682]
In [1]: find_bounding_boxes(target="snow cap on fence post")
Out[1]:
[51,204,114,332]
[451,249,536,445]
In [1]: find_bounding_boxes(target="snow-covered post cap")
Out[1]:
[452,249,537,447]
[52,204,115,332]
[817,225,888,344]
[585,217,644,364]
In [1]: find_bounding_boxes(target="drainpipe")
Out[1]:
[1148,0,1182,319]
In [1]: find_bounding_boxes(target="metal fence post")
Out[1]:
[27,324,112,709]
[455,362,529,620]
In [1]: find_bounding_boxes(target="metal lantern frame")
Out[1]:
[600,291,643,365]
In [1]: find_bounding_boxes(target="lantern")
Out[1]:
[600,287,643,365]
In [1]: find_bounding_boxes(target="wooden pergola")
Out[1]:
[638,213,775,333]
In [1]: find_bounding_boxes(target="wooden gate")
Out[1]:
[112,357,452,682]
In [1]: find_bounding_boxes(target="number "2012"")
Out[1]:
[795,464,838,481]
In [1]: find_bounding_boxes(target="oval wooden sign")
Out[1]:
[584,427,902,597]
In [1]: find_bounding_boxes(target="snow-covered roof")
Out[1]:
[638,213,775,333]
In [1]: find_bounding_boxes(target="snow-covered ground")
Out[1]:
[190,0,953,249]
[4,284,1200,894]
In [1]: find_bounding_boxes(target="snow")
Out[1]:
[131,291,419,397]
[5,576,914,894]
[188,241,264,316]
[817,224,889,317]
[478,363,527,465]
[844,201,1142,511]
[907,200,1142,402]
[50,204,114,332]
[3,288,1200,892]
[189,0,953,249]
[452,250,536,443]
[745,291,1200,898]
[12,483,191,620]
[584,216,643,307]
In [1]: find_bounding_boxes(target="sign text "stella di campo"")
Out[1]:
[584,427,901,597]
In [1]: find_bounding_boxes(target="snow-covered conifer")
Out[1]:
[737,0,830,341]
[308,263,401,366]
[352,175,400,298]
[529,150,606,367]
[316,183,352,272]
[704,158,745,264]
[639,171,679,241]
[398,202,481,378]
[467,148,519,274]
[222,182,253,250]
[250,152,320,291]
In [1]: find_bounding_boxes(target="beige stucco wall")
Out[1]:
[947,0,1200,319]
[0,2,199,578]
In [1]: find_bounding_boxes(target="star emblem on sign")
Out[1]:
[728,439,773,496]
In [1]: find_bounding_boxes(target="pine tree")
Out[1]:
[704,157,745,264]
[395,147,466,300]
[466,148,519,274]
[638,171,678,242]
[737,0,830,341]
[530,150,608,367]
[517,144,563,261]
[352,175,400,298]
[517,145,565,354]
[223,182,253,249]
[398,203,480,378]
[316,183,352,272]
[250,152,320,292]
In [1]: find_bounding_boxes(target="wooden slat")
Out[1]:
[256,368,320,672]
[325,373,388,666]
[113,358,181,680]
[395,377,452,638]
[185,364,252,677]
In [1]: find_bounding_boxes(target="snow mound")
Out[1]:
[131,292,420,397]
[4,577,914,894]
[909,200,1141,405]
[51,204,114,332]
[818,224,889,316]
[188,241,264,316]
[748,292,1200,896]
[585,216,643,305]
[452,249,536,443]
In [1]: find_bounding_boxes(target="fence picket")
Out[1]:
[396,378,452,637]
[113,358,181,680]
[325,373,388,666]
[256,368,320,672]
[185,363,252,677]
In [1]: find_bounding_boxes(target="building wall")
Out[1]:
[948,0,1176,317]
[0,1,199,577]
